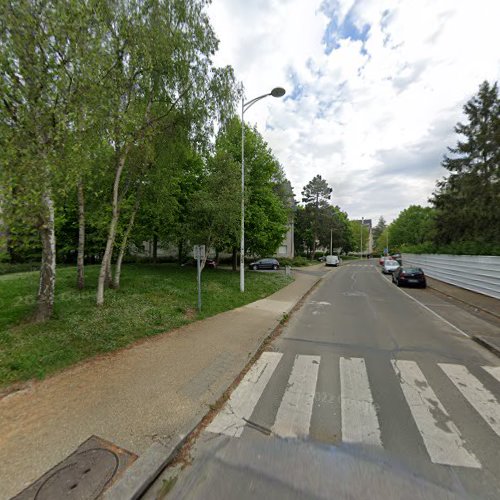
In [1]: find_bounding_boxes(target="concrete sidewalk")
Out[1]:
[0,265,328,500]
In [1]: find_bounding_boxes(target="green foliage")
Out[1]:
[388,205,436,248]
[0,264,292,387]
[214,117,289,257]
[294,200,353,256]
[431,81,500,247]
[372,216,387,245]
[278,256,313,267]
[299,175,334,258]
[186,149,241,255]
[349,220,370,252]
[401,241,500,256]
[301,175,332,207]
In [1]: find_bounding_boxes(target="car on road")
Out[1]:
[325,255,340,267]
[379,256,392,266]
[382,259,400,274]
[249,258,280,271]
[391,253,402,265]
[392,267,426,288]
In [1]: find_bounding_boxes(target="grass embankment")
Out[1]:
[0,264,292,388]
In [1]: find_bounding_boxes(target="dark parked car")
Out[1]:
[249,258,280,270]
[182,258,217,269]
[392,267,426,288]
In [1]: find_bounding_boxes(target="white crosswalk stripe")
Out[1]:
[392,359,480,468]
[340,357,382,446]
[439,363,500,437]
[206,352,500,469]
[206,352,282,437]
[272,355,320,438]
[483,365,500,383]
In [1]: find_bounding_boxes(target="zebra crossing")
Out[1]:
[206,352,500,469]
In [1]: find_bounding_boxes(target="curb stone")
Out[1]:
[472,336,500,358]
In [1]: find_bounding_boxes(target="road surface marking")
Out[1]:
[440,363,500,437]
[340,357,382,446]
[483,366,500,383]
[206,352,282,437]
[272,355,320,438]
[392,360,480,468]
[378,274,470,338]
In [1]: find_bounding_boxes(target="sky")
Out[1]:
[206,0,500,223]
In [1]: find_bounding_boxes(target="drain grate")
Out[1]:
[13,436,137,500]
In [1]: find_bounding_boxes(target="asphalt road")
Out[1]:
[148,260,500,500]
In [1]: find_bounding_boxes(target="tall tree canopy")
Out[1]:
[431,81,500,248]
[0,0,238,318]
[388,205,435,248]
[214,117,290,258]
[301,175,333,258]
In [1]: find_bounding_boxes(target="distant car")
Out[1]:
[204,258,217,269]
[318,256,326,262]
[379,256,392,266]
[182,258,217,269]
[391,253,402,265]
[249,258,280,271]
[325,255,340,267]
[392,267,426,288]
[382,259,400,274]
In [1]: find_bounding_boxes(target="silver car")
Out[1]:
[382,259,400,274]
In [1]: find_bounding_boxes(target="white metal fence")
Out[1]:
[402,254,500,300]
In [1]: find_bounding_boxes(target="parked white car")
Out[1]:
[325,255,340,267]
[382,259,400,274]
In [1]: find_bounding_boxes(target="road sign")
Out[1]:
[193,245,205,259]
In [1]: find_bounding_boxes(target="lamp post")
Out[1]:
[240,86,286,292]
[360,217,364,259]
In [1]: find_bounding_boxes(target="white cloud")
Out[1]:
[207,0,500,222]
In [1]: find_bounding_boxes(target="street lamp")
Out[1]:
[360,217,364,259]
[240,85,286,292]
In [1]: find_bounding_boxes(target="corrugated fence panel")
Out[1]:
[402,254,500,300]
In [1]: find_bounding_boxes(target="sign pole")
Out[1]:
[197,253,201,312]
[194,245,204,312]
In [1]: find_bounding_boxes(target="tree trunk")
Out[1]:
[215,248,219,265]
[178,240,183,264]
[311,238,317,261]
[33,190,56,322]
[113,201,139,289]
[77,179,85,290]
[105,258,114,288]
[152,233,158,264]
[232,246,237,271]
[97,146,129,306]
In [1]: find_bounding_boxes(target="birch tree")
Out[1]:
[0,0,101,320]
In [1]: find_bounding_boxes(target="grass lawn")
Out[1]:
[0,263,292,389]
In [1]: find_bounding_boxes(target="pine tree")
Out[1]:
[301,175,333,259]
[372,216,387,243]
[431,81,500,248]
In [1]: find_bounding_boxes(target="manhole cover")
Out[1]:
[13,436,137,500]
[35,449,117,499]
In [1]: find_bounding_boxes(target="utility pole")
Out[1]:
[330,228,333,255]
[360,217,364,259]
